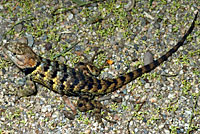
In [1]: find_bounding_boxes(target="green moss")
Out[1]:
[181,80,192,95]
[0,59,10,69]
[27,110,35,116]
[166,103,178,112]
[110,103,118,111]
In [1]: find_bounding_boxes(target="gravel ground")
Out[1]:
[0,0,200,134]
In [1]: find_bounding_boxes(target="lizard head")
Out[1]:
[2,38,39,70]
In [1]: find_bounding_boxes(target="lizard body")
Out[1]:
[2,12,198,123]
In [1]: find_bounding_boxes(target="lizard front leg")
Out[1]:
[5,76,37,100]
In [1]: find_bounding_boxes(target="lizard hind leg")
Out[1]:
[77,96,116,127]
[77,96,95,112]
[75,50,107,77]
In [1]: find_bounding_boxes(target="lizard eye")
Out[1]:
[78,103,83,107]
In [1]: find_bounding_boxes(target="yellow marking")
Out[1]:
[53,77,59,85]
[53,77,57,82]
[73,86,79,91]
[44,70,51,78]
[43,76,48,81]
[32,66,42,74]
[95,80,107,93]
[100,79,106,84]
[101,84,108,92]
[36,66,42,71]
[97,86,105,94]
[44,71,49,76]
[89,86,98,93]
[32,70,37,74]
[81,87,88,92]
[36,74,40,78]
[102,84,107,88]
[63,81,67,85]
[74,82,83,91]
[63,81,68,89]
[53,84,57,89]
[106,83,115,93]
[63,81,67,86]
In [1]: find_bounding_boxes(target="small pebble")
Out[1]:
[144,83,150,88]
[14,24,23,32]
[26,33,34,47]
[164,129,170,134]
[0,5,3,10]
[52,111,60,118]
[149,97,157,103]
[144,51,154,65]
[68,13,73,20]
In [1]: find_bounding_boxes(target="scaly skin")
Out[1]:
[2,12,198,124]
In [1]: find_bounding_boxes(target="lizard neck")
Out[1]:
[23,56,42,75]
[23,61,41,75]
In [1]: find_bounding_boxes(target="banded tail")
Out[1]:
[91,12,198,95]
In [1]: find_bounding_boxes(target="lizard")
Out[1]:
[1,11,198,125]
